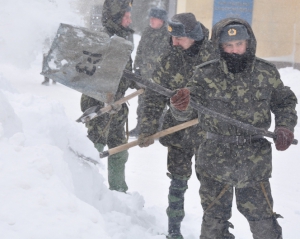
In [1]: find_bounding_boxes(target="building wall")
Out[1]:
[177,0,300,66]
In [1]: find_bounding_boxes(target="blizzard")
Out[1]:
[0,1,299,239]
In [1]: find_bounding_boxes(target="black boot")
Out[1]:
[166,175,188,239]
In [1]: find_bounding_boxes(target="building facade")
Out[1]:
[177,0,300,69]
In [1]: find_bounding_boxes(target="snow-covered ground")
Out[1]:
[0,1,300,239]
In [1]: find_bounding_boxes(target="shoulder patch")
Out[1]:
[195,59,218,69]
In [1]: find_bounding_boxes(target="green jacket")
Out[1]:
[139,24,217,148]
[134,24,170,80]
[80,0,137,145]
[173,18,298,186]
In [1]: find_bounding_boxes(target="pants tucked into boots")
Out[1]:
[95,143,128,193]
[166,175,188,239]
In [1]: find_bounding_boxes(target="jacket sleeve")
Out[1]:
[271,84,298,132]
[133,32,145,71]
[139,55,170,136]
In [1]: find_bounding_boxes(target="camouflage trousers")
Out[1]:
[198,175,283,239]
[166,146,195,239]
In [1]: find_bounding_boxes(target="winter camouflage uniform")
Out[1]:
[139,22,216,239]
[172,18,298,238]
[131,22,170,135]
[80,0,137,193]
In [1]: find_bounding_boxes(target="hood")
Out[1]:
[102,0,133,27]
[211,18,256,56]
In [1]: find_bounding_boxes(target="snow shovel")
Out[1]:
[99,70,298,158]
[41,23,133,104]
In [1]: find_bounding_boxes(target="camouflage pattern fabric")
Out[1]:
[133,24,170,133]
[102,0,134,43]
[139,23,216,177]
[139,23,216,239]
[171,18,297,238]
[81,0,138,147]
[134,24,170,80]
[166,176,188,239]
[81,0,137,192]
[140,24,215,141]
[199,176,282,239]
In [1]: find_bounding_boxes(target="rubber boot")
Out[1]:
[200,215,235,239]
[248,215,282,239]
[41,77,50,85]
[107,150,128,192]
[166,175,188,239]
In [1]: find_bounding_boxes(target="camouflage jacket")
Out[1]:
[139,24,217,148]
[172,18,298,186]
[80,0,137,144]
[134,24,170,80]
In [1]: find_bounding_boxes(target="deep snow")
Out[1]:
[0,1,300,239]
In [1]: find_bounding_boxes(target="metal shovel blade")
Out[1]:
[41,23,133,103]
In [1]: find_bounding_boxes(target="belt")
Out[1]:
[206,132,264,145]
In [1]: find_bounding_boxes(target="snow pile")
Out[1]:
[0,79,165,238]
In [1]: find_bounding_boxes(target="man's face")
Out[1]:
[172,36,195,50]
[121,11,132,28]
[149,17,164,29]
[222,40,247,54]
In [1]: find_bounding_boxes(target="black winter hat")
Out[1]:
[149,7,168,21]
[168,13,203,41]
[220,24,250,43]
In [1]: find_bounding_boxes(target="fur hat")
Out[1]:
[168,13,203,41]
[220,24,250,43]
[149,7,167,21]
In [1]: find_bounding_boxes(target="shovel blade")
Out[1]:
[41,23,133,103]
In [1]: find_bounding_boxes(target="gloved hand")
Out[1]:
[274,127,294,151]
[170,88,190,111]
[138,134,154,148]
[108,103,122,115]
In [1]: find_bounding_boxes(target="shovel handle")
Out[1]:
[100,118,199,158]
[100,88,144,114]
[77,89,144,123]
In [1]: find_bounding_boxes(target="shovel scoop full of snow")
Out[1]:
[41,23,133,103]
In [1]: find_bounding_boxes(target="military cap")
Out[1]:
[149,7,168,21]
[220,24,250,43]
[168,13,203,41]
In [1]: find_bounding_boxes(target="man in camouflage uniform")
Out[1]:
[138,13,216,239]
[169,18,298,238]
[129,7,169,137]
[81,0,138,193]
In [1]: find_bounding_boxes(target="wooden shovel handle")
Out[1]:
[100,118,199,158]
[98,88,144,115]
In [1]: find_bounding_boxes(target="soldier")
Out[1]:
[138,13,216,239]
[169,18,298,238]
[129,7,169,137]
[80,0,138,193]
